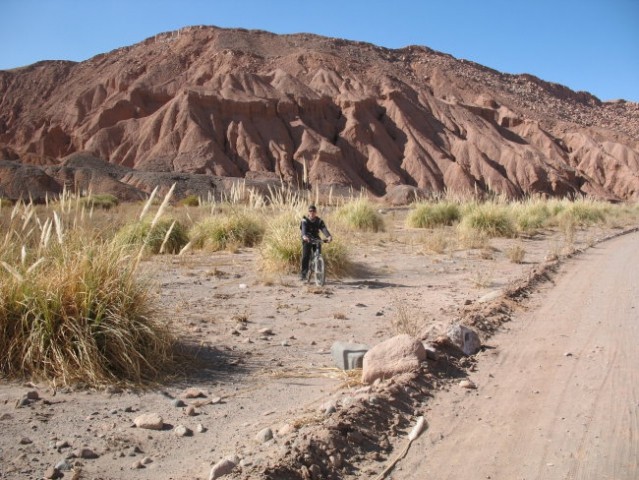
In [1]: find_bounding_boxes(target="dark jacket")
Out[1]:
[300,216,331,239]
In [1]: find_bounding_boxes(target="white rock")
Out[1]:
[134,413,164,430]
[174,425,192,437]
[447,324,482,355]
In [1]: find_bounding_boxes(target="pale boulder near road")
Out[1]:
[397,233,639,480]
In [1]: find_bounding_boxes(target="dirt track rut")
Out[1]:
[395,233,639,480]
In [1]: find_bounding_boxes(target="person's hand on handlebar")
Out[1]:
[326,236,332,243]
[302,235,309,242]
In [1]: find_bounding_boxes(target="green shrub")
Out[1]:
[81,194,119,210]
[406,202,461,228]
[115,218,190,254]
[458,202,516,238]
[334,198,385,232]
[179,194,200,207]
[189,211,264,251]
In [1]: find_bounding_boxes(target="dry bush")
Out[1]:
[506,244,526,263]
[390,303,422,337]
[189,210,265,251]
[0,201,176,386]
[458,202,516,238]
[333,197,385,232]
[406,201,461,228]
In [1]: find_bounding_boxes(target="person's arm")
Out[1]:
[320,220,332,241]
[301,218,309,241]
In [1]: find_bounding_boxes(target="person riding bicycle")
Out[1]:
[300,205,332,280]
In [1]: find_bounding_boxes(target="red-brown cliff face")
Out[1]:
[1,26,638,201]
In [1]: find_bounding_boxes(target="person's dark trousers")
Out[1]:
[300,241,320,278]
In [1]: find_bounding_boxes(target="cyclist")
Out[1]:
[300,205,332,280]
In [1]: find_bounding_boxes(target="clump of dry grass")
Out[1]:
[0,211,176,385]
[189,210,265,252]
[506,244,526,263]
[390,303,422,337]
[406,201,461,228]
[333,197,385,232]
[115,218,190,254]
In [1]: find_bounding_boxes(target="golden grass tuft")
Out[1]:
[189,210,265,251]
[333,198,385,232]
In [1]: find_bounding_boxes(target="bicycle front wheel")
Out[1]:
[314,255,325,286]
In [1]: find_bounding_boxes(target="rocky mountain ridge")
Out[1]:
[1,25,638,202]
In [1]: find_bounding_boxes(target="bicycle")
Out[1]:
[305,237,328,286]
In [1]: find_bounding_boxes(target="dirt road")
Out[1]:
[395,233,639,480]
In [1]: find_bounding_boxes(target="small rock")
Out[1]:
[174,425,192,437]
[255,427,273,443]
[172,399,186,408]
[277,423,294,436]
[209,457,237,480]
[259,327,273,335]
[239,283,247,289]
[54,459,73,471]
[25,391,39,400]
[185,405,197,416]
[19,437,32,445]
[210,396,222,404]
[182,388,207,399]
[281,340,291,347]
[131,460,145,469]
[134,413,164,430]
[43,466,62,479]
[74,448,99,459]
[54,440,71,450]
[459,379,477,389]
[564,352,573,357]
[196,423,207,433]
[142,456,153,465]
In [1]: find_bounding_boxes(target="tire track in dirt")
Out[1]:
[394,232,639,480]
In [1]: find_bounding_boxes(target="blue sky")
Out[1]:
[2,0,637,101]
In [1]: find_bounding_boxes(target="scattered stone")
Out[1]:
[196,423,207,433]
[281,340,291,347]
[186,405,197,416]
[564,352,573,357]
[19,437,32,445]
[25,391,39,400]
[256,427,273,443]
[331,341,370,370]
[134,413,164,430]
[15,397,30,408]
[259,328,273,335]
[182,388,207,399]
[55,459,73,471]
[74,448,99,459]
[131,460,145,469]
[477,290,502,304]
[209,457,237,480]
[422,343,439,360]
[174,425,192,437]
[447,324,482,355]
[277,423,294,436]
[210,397,222,404]
[172,399,186,408]
[362,334,426,384]
[142,456,153,465]
[43,466,62,479]
[459,379,477,389]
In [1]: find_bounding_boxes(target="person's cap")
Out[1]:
[308,205,317,212]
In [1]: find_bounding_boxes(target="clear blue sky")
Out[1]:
[2,0,638,102]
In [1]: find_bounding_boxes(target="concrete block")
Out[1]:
[331,341,369,370]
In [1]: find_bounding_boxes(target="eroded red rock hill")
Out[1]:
[1,25,638,201]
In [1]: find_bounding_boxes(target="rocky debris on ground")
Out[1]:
[209,456,239,480]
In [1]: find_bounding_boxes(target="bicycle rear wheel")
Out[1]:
[314,255,325,286]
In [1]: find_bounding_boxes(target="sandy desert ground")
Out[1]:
[0,210,636,480]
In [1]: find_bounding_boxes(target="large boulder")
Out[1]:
[362,334,426,384]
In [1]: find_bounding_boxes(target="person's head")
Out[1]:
[308,205,317,218]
